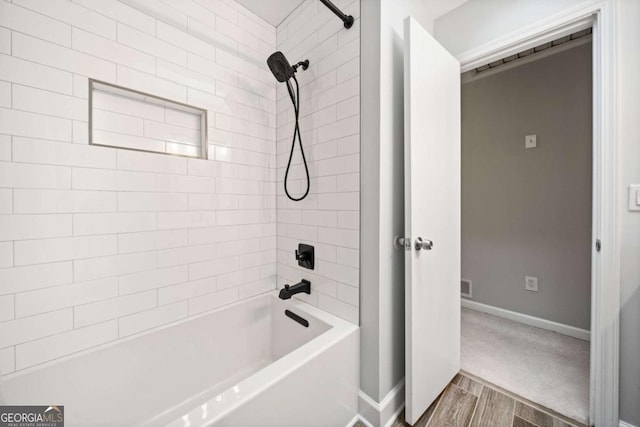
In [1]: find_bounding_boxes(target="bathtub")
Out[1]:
[1,292,360,426]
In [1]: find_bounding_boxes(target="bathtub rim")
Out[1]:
[1,290,355,382]
[162,294,359,426]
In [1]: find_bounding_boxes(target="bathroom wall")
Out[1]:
[359,1,466,423]
[0,0,277,375]
[616,1,640,425]
[275,0,361,324]
[461,43,592,330]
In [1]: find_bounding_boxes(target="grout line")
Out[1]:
[515,414,541,427]
[466,384,483,426]
[4,50,274,116]
[8,318,120,375]
[9,20,283,103]
[0,59,72,97]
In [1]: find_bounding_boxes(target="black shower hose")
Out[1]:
[284,75,310,201]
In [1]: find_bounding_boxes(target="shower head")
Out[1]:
[269,51,311,202]
[267,51,309,83]
[267,51,293,82]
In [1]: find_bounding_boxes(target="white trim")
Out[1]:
[619,421,638,427]
[346,414,372,427]
[461,299,591,342]
[354,416,375,427]
[589,2,619,426]
[358,379,405,427]
[457,0,600,72]
[461,36,592,85]
[383,404,405,427]
[358,379,405,414]
[358,390,382,412]
[380,378,405,412]
[456,2,619,426]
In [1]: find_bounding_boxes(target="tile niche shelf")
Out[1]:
[89,79,208,159]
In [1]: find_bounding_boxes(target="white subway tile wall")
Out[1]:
[275,0,360,324]
[0,0,277,375]
[0,0,360,375]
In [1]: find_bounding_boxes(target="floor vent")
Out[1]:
[461,279,472,298]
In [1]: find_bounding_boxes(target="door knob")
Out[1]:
[414,237,433,251]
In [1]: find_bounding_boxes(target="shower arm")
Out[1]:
[292,60,310,73]
[319,0,354,29]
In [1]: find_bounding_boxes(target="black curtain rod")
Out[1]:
[319,0,354,29]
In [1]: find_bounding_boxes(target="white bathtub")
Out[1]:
[1,292,360,427]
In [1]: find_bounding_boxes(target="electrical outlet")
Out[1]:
[525,276,538,292]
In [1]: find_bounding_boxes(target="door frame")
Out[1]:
[455,2,619,426]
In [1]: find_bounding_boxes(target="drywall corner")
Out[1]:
[360,0,383,401]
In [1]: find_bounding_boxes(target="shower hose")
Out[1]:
[284,75,310,201]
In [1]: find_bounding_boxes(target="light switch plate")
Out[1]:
[629,185,640,211]
[525,134,537,149]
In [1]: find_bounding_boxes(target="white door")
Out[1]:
[403,17,461,425]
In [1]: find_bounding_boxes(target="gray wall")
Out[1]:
[461,43,592,330]
[363,0,639,423]
[360,0,466,405]
[360,0,382,400]
[436,1,640,422]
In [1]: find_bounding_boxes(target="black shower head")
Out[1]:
[267,51,310,83]
[267,51,294,83]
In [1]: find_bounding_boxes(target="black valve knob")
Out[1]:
[295,243,314,270]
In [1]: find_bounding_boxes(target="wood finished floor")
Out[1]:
[353,372,587,427]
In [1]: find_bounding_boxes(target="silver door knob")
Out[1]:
[415,237,433,251]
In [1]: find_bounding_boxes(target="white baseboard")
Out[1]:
[350,415,374,427]
[346,414,371,427]
[383,404,405,427]
[620,420,638,427]
[462,299,591,342]
[358,379,405,427]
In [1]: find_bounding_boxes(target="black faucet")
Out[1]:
[278,279,311,300]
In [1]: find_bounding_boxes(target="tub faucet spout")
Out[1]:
[278,279,311,300]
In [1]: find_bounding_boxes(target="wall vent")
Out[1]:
[461,279,472,298]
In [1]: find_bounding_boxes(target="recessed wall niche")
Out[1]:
[89,79,208,159]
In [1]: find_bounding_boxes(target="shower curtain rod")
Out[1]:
[319,0,354,29]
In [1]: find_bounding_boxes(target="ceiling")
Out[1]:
[235,0,305,27]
